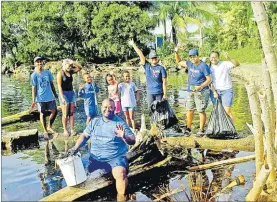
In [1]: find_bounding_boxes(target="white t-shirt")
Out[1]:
[118,81,138,108]
[210,61,234,90]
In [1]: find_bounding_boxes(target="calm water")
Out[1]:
[1,69,254,201]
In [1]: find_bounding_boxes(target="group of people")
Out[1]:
[30,39,239,200]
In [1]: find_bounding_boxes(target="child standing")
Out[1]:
[106,73,121,115]
[78,74,100,125]
[118,71,139,129]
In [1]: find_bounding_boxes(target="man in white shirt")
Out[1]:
[209,51,240,122]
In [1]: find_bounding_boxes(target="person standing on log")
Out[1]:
[128,39,168,109]
[175,47,211,137]
[209,51,240,122]
[57,59,82,137]
[30,56,58,139]
[70,98,136,201]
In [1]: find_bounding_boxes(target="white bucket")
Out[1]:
[57,152,87,186]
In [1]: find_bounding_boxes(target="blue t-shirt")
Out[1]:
[84,115,134,162]
[78,82,99,107]
[30,70,55,102]
[186,60,211,92]
[143,62,167,94]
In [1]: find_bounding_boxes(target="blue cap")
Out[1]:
[189,49,199,56]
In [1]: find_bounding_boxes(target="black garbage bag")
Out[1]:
[150,100,178,129]
[205,98,237,139]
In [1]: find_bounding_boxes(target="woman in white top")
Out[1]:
[209,51,240,122]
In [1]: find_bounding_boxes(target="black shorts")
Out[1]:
[37,100,57,113]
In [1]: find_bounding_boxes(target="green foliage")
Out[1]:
[228,46,262,63]
[1,2,155,64]
[89,3,155,60]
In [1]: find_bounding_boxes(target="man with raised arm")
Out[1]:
[128,39,167,108]
[175,47,211,137]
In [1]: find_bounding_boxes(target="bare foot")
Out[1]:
[47,127,55,134]
[71,130,77,136]
[63,130,69,137]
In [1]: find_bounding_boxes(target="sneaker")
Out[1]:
[183,127,192,136]
[196,130,206,137]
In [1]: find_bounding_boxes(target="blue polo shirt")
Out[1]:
[84,115,134,162]
[143,62,167,94]
[186,60,210,92]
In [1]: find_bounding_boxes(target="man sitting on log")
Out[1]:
[71,98,136,201]
[30,56,58,139]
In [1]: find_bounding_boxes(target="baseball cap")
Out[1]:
[34,56,43,63]
[189,49,199,56]
[149,50,158,59]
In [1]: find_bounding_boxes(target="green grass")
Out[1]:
[227,47,263,63]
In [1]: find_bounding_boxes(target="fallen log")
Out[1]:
[39,127,191,201]
[40,157,172,201]
[164,135,255,152]
[2,106,62,126]
[1,129,39,151]
[187,154,255,171]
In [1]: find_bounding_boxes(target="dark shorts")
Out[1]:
[88,155,128,174]
[37,100,57,113]
[147,93,163,109]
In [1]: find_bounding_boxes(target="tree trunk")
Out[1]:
[262,59,276,142]
[172,26,177,45]
[163,19,167,41]
[245,84,264,176]
[245,165,271,201]
[164,135,255,152]
[199,27,203,48]
[258,93,276,183]
[252,2,277,149]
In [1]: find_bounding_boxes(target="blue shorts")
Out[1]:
[122,106,136,112]
[88,156,128,174]
[211,88,234,107]
[59,91,76,104]
[85,104,98,118]
[37,100,57,113]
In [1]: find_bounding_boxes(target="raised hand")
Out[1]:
[114,124,125,139]
[128,39,135,46]
[79,84,84,90]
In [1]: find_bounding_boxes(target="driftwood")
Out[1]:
[2,106,62,126]
[39,128,190,201]
[245,165,271,201]
[164,135,255,152]
[245,84,264,176]
[259,93,277,183]
[187,154,255,171]
[1,129,39,151]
